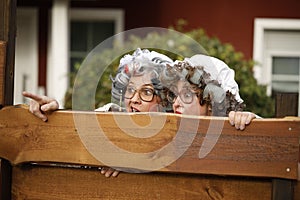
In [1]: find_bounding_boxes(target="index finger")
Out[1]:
[22,91,45,104]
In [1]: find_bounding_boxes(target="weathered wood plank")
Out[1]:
[0,159,12,200]
[276,93,298,117]
[0,41,6,107]
[272,179,294,200]
[273,93,299,200]
[0,1,16,198]
[0,0,16,106]
[12,164,272,200]
[1,105,299,180]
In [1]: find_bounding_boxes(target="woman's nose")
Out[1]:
[130,92,141,103]
[172,96,181,107]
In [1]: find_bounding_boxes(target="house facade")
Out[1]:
[15,0,300,115]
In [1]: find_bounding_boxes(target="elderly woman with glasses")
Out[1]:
[160,54,258,130]
[107,48,172,113]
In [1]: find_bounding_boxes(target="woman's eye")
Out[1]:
[169,92,175,98]
[142,88,154,96]
[183,91,192,98]
[127,87,135,94]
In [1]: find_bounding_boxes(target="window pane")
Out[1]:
[272,57,299,75]
[272,81,299,93]
[70,20,115,85]
[71,22,88,51]
[271,56,300,95]
[92,21,114,50]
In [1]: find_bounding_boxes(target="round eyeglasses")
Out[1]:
[124,85,155,102]
[167,87,197,104]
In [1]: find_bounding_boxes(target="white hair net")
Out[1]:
[183,54,243,103]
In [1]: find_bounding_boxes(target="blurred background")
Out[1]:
[14,0,300,117]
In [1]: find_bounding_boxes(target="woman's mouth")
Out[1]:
[131,107,140,112]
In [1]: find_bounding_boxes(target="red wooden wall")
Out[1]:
[18,0,300,60]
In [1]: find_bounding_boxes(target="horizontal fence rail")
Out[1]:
[0,105,299,180]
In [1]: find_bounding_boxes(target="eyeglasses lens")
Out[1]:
[125,86,154,102]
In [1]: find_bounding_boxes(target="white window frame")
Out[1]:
[47,7,124,108]
[70,8,124,43]
[253,18,300,116]
[266,50,300,94]
[253,18,300,84]
[47,0,70,109]
[69,8,124,70]
[14,7,38,104]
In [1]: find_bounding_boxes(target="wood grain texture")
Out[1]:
[0,0,16,106]
[276,93,298,117]
[11,165,272,200]
[0,41,6,107]
[0,105,299,180]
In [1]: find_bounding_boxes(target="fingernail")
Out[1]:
[113,172,118,177]
[41,105,47,111]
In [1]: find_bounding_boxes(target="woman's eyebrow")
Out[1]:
[141,84,154,88]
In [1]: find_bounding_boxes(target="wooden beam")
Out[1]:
[272,178,294,200]
[12,164,273,199]
[0,41,6,107]
[0,0,16,198]
[0,0,16,106]
[0,105,299,180]
[276,93,298,117]
[272,93,299,200]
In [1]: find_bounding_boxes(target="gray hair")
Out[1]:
[160,60,245,116]
[110,48,173,111]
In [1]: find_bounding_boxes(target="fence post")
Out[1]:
[272,92,299,200]
[0,0,17,199]
[275,93,298,117]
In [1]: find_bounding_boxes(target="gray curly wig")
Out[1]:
[110,48,173,111]
[160,60,245,116]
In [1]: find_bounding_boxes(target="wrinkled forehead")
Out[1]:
[128,73,154,88]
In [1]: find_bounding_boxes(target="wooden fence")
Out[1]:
[0,105,299,199]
